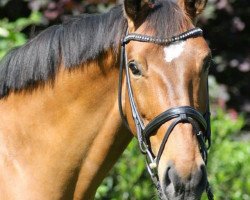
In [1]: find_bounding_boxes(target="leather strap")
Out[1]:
[123,28,203,45]
[144,106,207,141]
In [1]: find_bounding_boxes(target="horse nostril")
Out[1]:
[164,166,171,187]
[163,163,207,196]
[197,164,207,189]
[167,166,184,192]
[163,164,183,192]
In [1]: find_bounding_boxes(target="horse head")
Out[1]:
[120,0,212,199]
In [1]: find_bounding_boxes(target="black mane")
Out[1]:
[0,6,127,98]
[0,1,190,98]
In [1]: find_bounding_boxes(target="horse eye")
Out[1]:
[128,61,141,76]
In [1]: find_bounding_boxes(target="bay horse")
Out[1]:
[0,0,213,199]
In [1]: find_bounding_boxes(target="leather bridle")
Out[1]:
[118,27,214,200]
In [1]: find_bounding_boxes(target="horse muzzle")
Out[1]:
[161,161,207,200]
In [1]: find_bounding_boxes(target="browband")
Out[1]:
[122,27,203,45]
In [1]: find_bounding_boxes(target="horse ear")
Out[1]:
[124,0,155,29]
[181,0,207,19]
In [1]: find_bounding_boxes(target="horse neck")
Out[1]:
[0,50,132,199]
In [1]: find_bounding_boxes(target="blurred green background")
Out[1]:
[0,0,249,199]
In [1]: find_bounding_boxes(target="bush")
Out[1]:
[0,11,41,58]
[96,140,154,200]
[207,109,249,200]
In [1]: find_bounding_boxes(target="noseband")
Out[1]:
[118,27,213,200]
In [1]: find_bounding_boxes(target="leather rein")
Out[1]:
[118,27,214,200]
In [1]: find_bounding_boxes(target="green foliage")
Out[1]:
[96,140,154,200]
[207,109,250,200]
[96,109,249,200]
[0,11,41,59]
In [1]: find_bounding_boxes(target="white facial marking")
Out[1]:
[164,41,185,62]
